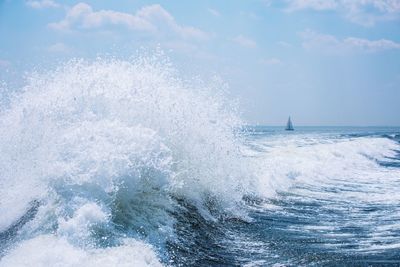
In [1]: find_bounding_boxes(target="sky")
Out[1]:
[0,0,399,126]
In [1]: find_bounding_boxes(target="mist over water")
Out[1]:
[1,55,400,266]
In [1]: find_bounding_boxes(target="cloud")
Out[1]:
[208,8,220,17]
[286,0,338,11]
[344,37,400,51]
[284,0,400,26]
[48,3,153,31]
[232,35,257,48]
[342,0,400,26]
[26,0,60,9]
[299,29,340,50]
[49,3,209,41]
[137,4,210,40]
[300,29,400,52]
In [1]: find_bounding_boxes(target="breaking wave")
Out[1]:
[0,54,268,266]
[1,54,399,266]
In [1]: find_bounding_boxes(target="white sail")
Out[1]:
[285,116,294,131]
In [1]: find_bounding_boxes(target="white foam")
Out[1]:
[0,235,162,267]
[250,135,400,202]
[58,202,108,242]
[249,133,400,253]
[3,54,398,264]
[0,55,256,265]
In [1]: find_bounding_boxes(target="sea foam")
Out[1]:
[0,55,258,266]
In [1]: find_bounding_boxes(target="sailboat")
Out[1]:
[285,116,294,131]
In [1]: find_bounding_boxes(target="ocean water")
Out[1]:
[0,57,400,267]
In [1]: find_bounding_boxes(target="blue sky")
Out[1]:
[1,0,400,126]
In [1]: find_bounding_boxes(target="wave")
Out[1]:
[1,54,399,266]
[249,134,400,210]
[0,54,264,266]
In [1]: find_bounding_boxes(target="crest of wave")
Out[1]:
[0,54,257,266]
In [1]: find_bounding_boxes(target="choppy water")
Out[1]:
[167,127,400,266]
[0,57,399,266]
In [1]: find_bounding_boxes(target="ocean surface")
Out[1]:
[1,58,400,266]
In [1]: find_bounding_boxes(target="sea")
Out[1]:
[0,58,400,267]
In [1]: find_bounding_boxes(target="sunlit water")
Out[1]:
[167,127,400,266]
[0,57,399,266]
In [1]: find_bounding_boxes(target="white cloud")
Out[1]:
[26,0,60,9]
[343,0,400,26]
[344,37,400,51]
[260,58,283,65]
[208,8,220,17]
[284,0,400,25]
[232,35,257,48]
[137,4,210,40]
[300,29,400,52]
[299,29,340,50]
[48,42,71,53]
[48,3,153,31]
[49,3,209,41]
[286,0,338,11]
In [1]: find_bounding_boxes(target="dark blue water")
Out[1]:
[168,126,400,266]
[2,125,400,266]
[2,59,400,267]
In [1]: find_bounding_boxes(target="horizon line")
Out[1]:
[245,124,400,128]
